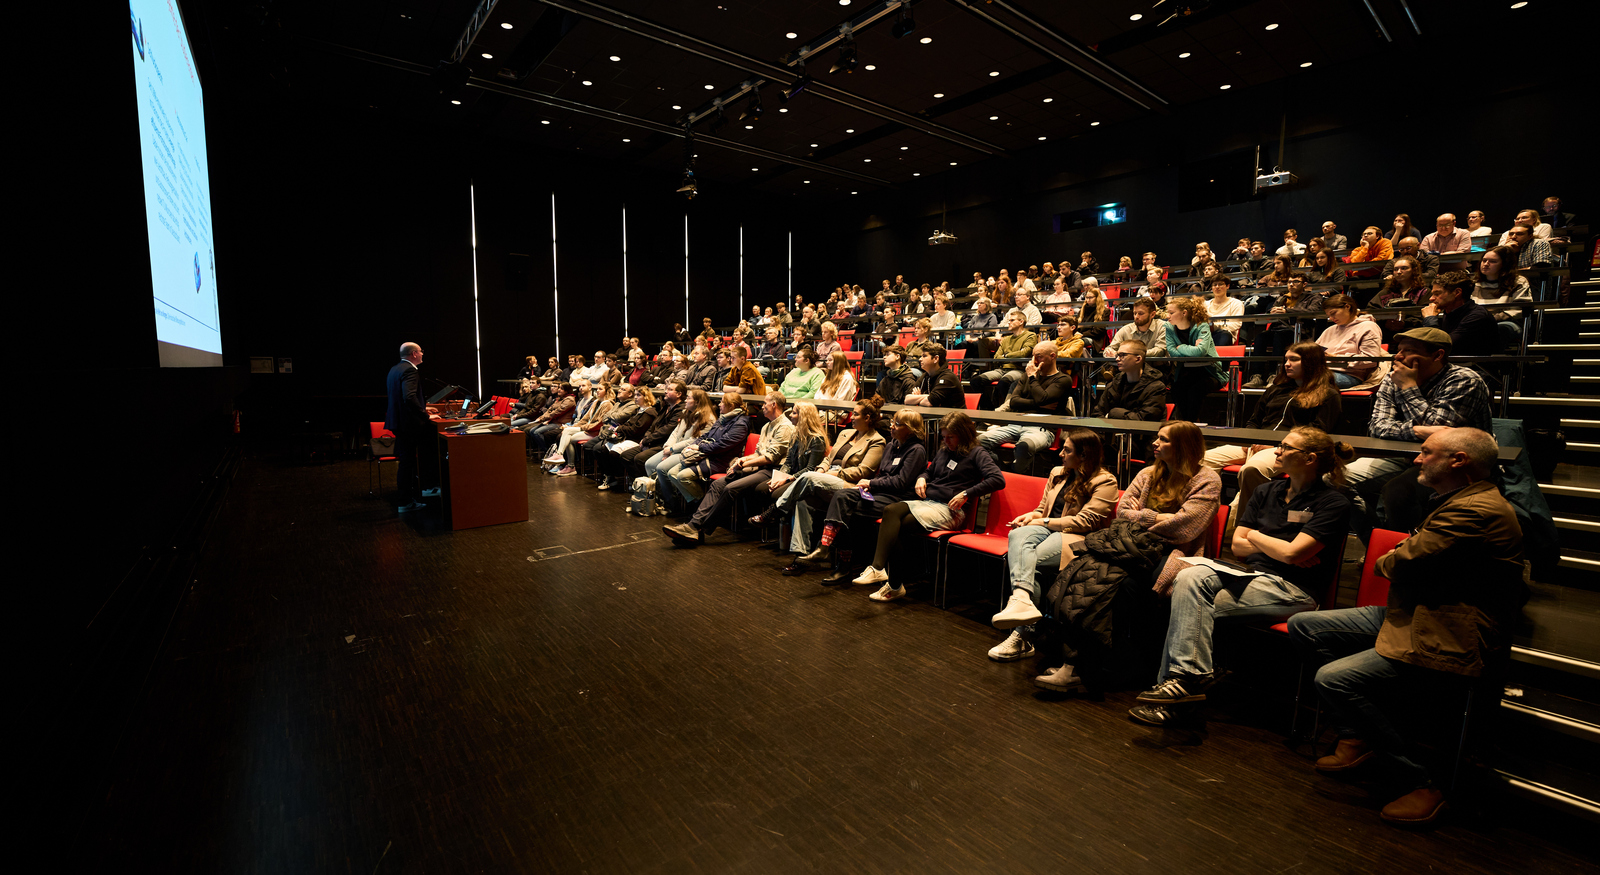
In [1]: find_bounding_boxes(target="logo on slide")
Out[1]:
[195,252,202,292]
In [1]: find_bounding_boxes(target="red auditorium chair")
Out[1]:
[947,472,1049,605]
[367,422,397,494]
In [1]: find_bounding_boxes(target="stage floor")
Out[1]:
[80,454,1597,874]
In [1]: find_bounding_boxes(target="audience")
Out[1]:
[1317,294,1385,389]
[978,340,1075,473]
[662,394,815,545]
[817,350,858,402]
[1470,245,1533,350]
[1164,296,1226,421]
[1091,341,1167,421]
[969,310,1037,408]
[761,400,888,573]
[1420,270,1499,358]
[1420,213,1472,255]
[802,409,930,582]
[778,347,823,399]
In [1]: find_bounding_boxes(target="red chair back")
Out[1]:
[1204,503,1229,558]
[946,348,966,378]
[845,351,864,377]
[1164,403,1176,420]
[742,432,761,457]
[1215,345,1247,391]
[493,396,513,417]
[980,473,1046,537]
[369,422,394,440]
[839,337,853,352]
[1359,529,1408,607]
[964,393,981,410]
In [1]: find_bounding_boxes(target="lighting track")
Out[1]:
[958,0,1168,110]
[305,39,892,187]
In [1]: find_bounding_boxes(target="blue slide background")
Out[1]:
[132,0,221,358]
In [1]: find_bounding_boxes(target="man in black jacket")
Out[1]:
[621,380,687,483]
[978,340,1074,472]
[1420,271,1498,358]
[1091,341,1167,421]
[905,346,965,409]
[873,345,920,405]
[385,342,439,511]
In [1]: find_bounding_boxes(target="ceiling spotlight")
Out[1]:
[1300,61,1313,67]
[810,143,819,147]
[1037,136,1046,140]
[949,162,957,166]
[609,55,621,62]
[804,180,811,184]
[1265,23,1279,30]
[829,38,858,74]
[500,22,512,29]
[1510,1,1528,6]
[581,80,592,86]
[704,84,715,90]
[540,119,550,124]
[1043,98,1053,103]
[864,64,877,71]
[1179,52,1191,58]
[786,32,797,39]
[623,138,631,142]
[989,115,999,120]
[781,69,812,101]
[989,71,1000,77]
[890,7,917,39]
[1130,13,1143,21]
[864,159,872,162]
[933,93,945,98]
[752,168,758,171]
[1219,84,1231,89]
[450,99,461,105]
[900,146,908,150]
[672,104,682,110]
[745,125,754,129]
[913,172,920,177]
[845,128,855,133]
[919,37,932,44]
[779,108,788,113]
[481,52,493,59]
[1090,121,1100,126]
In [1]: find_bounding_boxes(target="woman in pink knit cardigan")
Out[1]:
[1117,421,1222,595]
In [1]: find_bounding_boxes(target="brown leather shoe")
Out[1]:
[1315,738,1375,773]
[1380,788,1447,825]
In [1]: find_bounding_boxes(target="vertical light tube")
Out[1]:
[787,231,793,310]
[470,182,483,400]
[551,193,560,359]
[738,224,744,318]
[622,204,630,339]
[683,214,690,329]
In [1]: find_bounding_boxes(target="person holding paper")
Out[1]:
[1127,426,1354,726]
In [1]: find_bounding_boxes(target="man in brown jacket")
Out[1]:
[1287,427,1525,826]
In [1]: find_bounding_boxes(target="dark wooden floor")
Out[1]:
[81,455,1598,874]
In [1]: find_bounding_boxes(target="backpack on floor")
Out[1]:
[629,476,656,516]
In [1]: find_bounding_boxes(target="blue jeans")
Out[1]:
[645,450,682,479]
[778,471,853,552]
[1158,564,1316,682]
[979,424,1056,473]
[1005,526,1063,603]
[1331,371,1362,389]
[1288,606,1433,789]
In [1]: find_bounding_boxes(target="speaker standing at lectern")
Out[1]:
[386,342,440,512]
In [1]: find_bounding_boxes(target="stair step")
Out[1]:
[1507,396,1600,407]
[1561,419,1600,428]
[1495,769,1600,823]
[1555,516,1600,533]
[1559,551,1600,571]
[1571,442,1600,451]
[1513,647,1600,680]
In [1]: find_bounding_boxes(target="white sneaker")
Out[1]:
[853,566,889,585]
[992,591,1043,630]
[987,629,1035,662]
[868,583,906,601]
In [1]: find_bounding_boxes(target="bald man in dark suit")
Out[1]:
[386,341,438,511]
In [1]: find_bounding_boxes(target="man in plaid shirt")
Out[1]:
[1346,327,1492,539]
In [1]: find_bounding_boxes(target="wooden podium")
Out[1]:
[431,418,529,530]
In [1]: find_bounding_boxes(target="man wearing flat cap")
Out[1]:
[1342,326,1493,539]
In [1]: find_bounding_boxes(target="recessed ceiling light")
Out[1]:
[913,172,920,176]
[481,52,493,59]
[581,80,592,86]
[786,32,797,39]
[1300,61,1313,68]
[671,104,682,110]
[500,22,512,29]
[1178,52,1191,59]
[1037,136,1046,140]
[919,37,932,44]
[845,128,855,133]
[779,108,788,113]
[704,84,714,90]
[933,93,944,98]
[949,162,957,166]
[840,0,850,5]
[622,138,631,142]
[1130,13,1143,21]
[1043,98,1053,103]
[804,180,811,183]
[540,119,549,124]
[989,115,999,120]
[851,191,858,194]
[864,158,872,162]
[811,143,819,147]
[745,125,754,129]
[609,55,621,62]
[1219,84,1231,90]
[865,64,877,71]
[752,167,758,171]
[1090,121,1100,126]
[1265,23,1279,30]
[450,99,461,105]
[1510,1,1526,6]
[989,71,1000,77]
[900,146,909,150]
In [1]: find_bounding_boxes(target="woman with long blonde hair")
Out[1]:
[818,350,858,401]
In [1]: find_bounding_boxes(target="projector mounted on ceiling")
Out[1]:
[1255,167,1298,192]
[928,229,959,246]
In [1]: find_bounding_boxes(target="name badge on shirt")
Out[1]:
[891,457,901,467]
[1287,510,1312,523]
[946,459,958,470]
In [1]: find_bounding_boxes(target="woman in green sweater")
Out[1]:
[778,347,824,399]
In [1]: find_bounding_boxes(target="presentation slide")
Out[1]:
[131,0,222,366]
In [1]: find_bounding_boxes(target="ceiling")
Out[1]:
[238,0,1486,200]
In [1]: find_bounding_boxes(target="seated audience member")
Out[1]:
[1320,221,1349,252]
[798,306,821,337]
[978,340,1075,473]
[667,352,691,386]
[662,394,814,544]
[1012,289,1043,326]
[1471,245,1533,350]
[1244,275,1324,389]
[1111,255,1138,284]
[643,386,714,485]
[710,349,734,390]
[670,322,692,345]
[1240,240,1271,276]
[1203,277,1245,341]
[1504,223,1555,270]
[657,391,749,507]
[1420,270,1498,358]
[515,381,574,434]
[1130,427,1354,726]
[1539,195,1574,230]
[682,345,719,392]
[778,347,823,399]
[1258,254,1295,289]
[756,326,788,376]
[1165,296,1226,421]
[1139,271,1171,315]
[852,412,1005,601]
[1388,237,1439,279]
[1346,227,1394,277]
[969,310,1038,408]
[1364,255,1430,339]
[817,350,858,402]
[625,357,649,387]
[1108,297,1168,358]
[929,294,960,331]
[528,379,591,456]
[1343,328,1491,539]
[1296,236,1326,271]
[874,345,919,405]
[1042,277,1075,320]
[1093,341,1167,421]
[759,400,888,571]
[966,297,1000,332]
[1078,251,1100,277]
[904,318,944,373]
[788,324,813,357]
[615,381,687,484]
[592,387,659,490]
[801,409,931,581]
[697,317,719,344]
[721,346,768,397]
[1497,209,1552,246]
[1203,342,1341,525]
[1226,238,1251,261]
[1464,210,1492,241]
[1034,421,1221,693]
[1289,427,1524,826]
[1420,213,1472,255]
[906,345,966,409]
[1308,248,1346,287]
[1055,314,1088,359]
[543,382,611,473]
[1389,214,1423,248]
[814,321,843,359]
[1276,229,1306,259]
[1317,294,1385,389]
[1191,241,1215,268]
[968,271,986,289]
[987,429,1120,661]
[774,302,793,328]
[552,383,633,475]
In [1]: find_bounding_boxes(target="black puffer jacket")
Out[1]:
[1045,519,1172,678]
